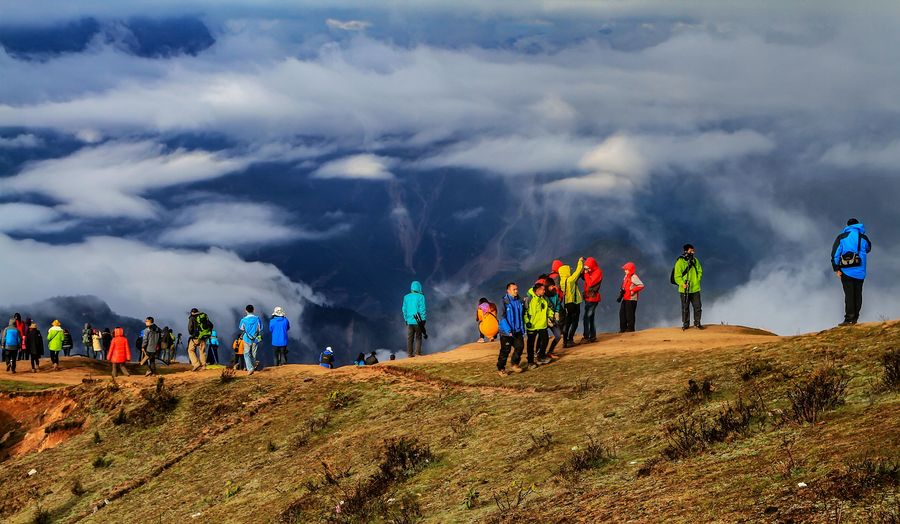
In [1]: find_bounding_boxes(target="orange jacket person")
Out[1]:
[107,327,132,381]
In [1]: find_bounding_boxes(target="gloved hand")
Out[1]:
[616,289,625,303]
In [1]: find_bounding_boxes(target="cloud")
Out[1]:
[311,154,395,180]
[2,141,250,219]
[0,133,43,148]
[326,18,371,31]
[820,140,900,171]
[0,203,74,233]
[418,135,593,176]
[0,233,323,345]
[159,201,351,247]
[452,207,484,221]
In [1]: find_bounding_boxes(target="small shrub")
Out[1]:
[663,396,765,460]
[527,427,553,453]
[379,437,434,481]
[737,359,774,381]
[448,411,475,439]
[92,431,102,444]
[385,492,423,524]
[684,377,713,404]
[558,435,613,479]
[662,414,707,460]
[32,505,51,524]
[571,378,595,398]
[492,481,535,513]
[112,409,127,425]
[823,457,900,501]
[71,478,86,496]
[636,457,661,477]
[129,377,178,426]
[223,480,241,500]
[92,455,113,468]
[463,485,480,509]
[220,367,237,384]
[268,441,278,452]
[882,349,900,391]
[787,364,849,424]
[327,390,356,410]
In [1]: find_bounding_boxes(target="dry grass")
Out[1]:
[0,323,899,523]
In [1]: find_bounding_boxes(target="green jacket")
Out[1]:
[524,289,551,331]
[47,326,64,351]
[674,256,703,294]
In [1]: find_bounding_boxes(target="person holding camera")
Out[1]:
[831,218,872,326]
[674,244,704,330]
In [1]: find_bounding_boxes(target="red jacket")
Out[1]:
[15,319,26,349]
[621,262,645,301]
[583,257,603,303]
[107,328,132,363]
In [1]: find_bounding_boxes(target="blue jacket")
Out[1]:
[831,223,872,280]
[319,348,334,369]
[210,330,219,346]
[402,281,427,325]
[269,316,290,346]
[498,294,525,336]
[239,314,263,345]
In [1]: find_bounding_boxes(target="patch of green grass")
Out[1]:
[0,379,66,392]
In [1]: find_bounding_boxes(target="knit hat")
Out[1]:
[273,306,285,317]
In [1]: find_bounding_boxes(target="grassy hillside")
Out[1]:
[1,323,899,523]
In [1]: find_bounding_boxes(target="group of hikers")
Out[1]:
[0,219,875,378]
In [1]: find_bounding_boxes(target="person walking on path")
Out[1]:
[187,308,213,372]
[47,320,64,371]
[62,328,73,357]
[674,244,704,330]
[617,262,645,333]
[82,323,93,357]
[3,318,21,374]
[832,218,872,326]
[582,257,603,343]
[269,306,291,366]
[141,317,162,376]
[26,321,44,373]
[239,305,263,375]
[524,282,552,366]
[497,282,526,376]
[107,327,131,383]
[558,258,585,348]
[207,330,220,365]
[402,281,427,357]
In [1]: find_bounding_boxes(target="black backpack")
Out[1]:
[670,256,694,286]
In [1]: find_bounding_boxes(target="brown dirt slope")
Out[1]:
[0,323,898,523]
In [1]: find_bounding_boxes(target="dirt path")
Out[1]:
[0,326,779,390]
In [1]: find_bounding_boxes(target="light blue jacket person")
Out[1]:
[402,281,427,325]
[831,220,872,280]
[238,306,263,373]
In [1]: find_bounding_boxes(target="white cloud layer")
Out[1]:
[0,233,322,344]
[0,134,43,148]
[311,154,395,180]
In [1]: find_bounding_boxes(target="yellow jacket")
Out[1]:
[558,258,584,304]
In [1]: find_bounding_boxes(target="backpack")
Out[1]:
[321,352,334,365]
[197,313,214,335]
[838,233,863,268]
[3,327,20,348]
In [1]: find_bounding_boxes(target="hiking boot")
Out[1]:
[191,365,201,372]
[529,361,540,368]
[588,337,598,343]
[695,324,705,330]
[477,338,486,343]
[248,370,255,376]
[145,371,153,377]
[838,321,852,327]
[497,369,508,377]
[509,365,523,373]
[538,358,551,365]
[682,325,690,331]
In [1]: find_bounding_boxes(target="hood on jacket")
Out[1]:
[410,281,423,293]
[585,257,600,272]
[550,259,564,277]
[844,222,866,236]
[622,262,636,275]
[113,327,124,337]
[558,265,572,281]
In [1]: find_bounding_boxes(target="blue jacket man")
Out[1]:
[497,283,526,376]
[238,305,263,374]
[831,219,872,326]
[269,306,291,366]
[402,281,427,357]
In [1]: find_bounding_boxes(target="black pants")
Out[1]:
[63,347,71,356]
[407,324,423,357]
[681,292,702,327]
[273,346,288,366]
[231,353,245,370]
[207,344,219,364]
[563,303,581,343]
[50,352,60,365]
[526,330,549,364]
[619,300,638,332]
[145,353,157,374]
[498,334,524,370]
[31,355,40,370]
[841,275,864,323]
[4,349,16,372]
